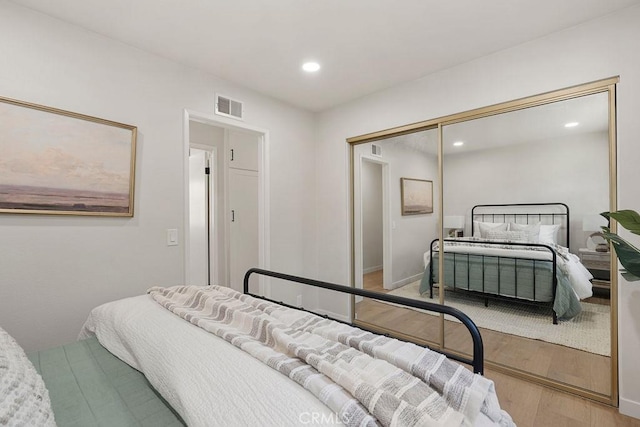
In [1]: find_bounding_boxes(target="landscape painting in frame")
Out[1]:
[0,96,136,216]
[401,178,433,215]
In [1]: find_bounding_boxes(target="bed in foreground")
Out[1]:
[1,269,515,426]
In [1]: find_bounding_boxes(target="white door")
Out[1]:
[229,168,259,293]
[188,148,211,285]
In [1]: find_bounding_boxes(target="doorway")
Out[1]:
[188,146,215,286]
[183,111,269,295]
[361,160,384,292]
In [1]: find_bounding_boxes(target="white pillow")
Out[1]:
[477,222,508,238]
[539,224,561,245]
[486,230,528,242]
[473,221,480,237]
[473,220,484,237]
[509,222,541,243]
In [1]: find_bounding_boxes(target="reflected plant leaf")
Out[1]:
[600,211,640,281]
[602,210,640,236]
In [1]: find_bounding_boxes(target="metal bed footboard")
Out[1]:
[243,267,484,375]
[429,238,559,324]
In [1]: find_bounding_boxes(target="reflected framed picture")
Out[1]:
[400,178,433,215]
[0,96,137,216]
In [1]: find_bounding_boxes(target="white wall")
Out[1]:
[0,1,317,351]
[315,5,640,417]
[386,145,438,286]
[444,132,609,252]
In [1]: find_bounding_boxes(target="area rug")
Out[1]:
[386,281,610,356]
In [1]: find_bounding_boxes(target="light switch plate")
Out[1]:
[167,229,178,246]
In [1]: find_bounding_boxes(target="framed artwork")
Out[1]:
[400,178,433,215]
[0,96,137,216]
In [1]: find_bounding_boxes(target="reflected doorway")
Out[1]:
[354,154,391,298]
[362,160,385,292]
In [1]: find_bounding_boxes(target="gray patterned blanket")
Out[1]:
[148,285,514,427]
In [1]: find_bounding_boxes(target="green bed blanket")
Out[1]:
[27,337,185,427]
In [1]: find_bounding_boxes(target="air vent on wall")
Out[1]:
[215,94,243,120]
[371,144,382,157]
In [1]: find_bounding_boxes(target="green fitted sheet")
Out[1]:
[27,337,185,427]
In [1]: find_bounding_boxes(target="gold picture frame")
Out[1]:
[400,178,433,215]
[0,96,137,216]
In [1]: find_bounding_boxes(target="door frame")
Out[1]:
[183,109,270,295]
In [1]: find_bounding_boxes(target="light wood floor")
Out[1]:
[359,270,639,426]
[485,369,640,427]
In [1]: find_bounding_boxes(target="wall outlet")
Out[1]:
[296,295,302,307]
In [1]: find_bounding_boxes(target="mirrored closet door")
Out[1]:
[349,77,618,405]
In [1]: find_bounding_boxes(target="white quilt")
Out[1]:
[80,295,338,427]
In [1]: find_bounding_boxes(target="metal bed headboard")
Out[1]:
[471,202,570,249]
[243,267,484,374]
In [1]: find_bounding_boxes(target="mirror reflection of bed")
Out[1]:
[352,88,614,400]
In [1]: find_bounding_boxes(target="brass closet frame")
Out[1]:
[347,76,619,406]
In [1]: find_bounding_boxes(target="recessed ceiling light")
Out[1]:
[453,141,464,147]
[302,62,320,72]
[564,122,579,128]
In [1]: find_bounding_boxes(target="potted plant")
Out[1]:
[601,210,640,280]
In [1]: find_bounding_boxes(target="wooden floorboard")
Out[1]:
[486,369,640,426]
[359,271,640,426]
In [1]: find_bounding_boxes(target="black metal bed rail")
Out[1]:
[429,238,558,324]
[243,267,484,375]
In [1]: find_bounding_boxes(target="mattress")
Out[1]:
[27,337,184,427]
[80,294,341,427]
[79,293,502,427]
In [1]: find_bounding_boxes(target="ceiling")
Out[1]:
[10,0,640,112]
[381,91,609,155]
[442,91,610,154]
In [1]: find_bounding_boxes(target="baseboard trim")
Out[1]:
[388,273,423,290]
[619,397,640,420]
[363,265,383,274]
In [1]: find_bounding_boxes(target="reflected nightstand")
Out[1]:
[578,248,611,291]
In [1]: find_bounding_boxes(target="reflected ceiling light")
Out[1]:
[453,141,464,146]
[302,62,321,72]
[564,122,579,128]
